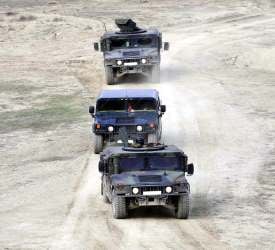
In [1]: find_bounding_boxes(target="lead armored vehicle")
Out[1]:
[93,19,169,84]
[98,144,194,219]
[89,89,166,154]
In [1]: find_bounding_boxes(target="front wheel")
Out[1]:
[148,133,158,144]
[176,193,190,219]
[94,135,103,154]
[112,195,128,219]
[105,67,115,85]
[101,182,110,203]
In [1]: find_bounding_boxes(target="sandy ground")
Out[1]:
[0,0,275,249]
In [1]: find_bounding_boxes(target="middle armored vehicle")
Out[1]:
[89,89,166,153]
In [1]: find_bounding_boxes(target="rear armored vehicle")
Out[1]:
[98,144,194,219]
[89,89,166,153]
[93,19,169,84]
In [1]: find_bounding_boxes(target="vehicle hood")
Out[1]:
[104,47,158,60]
[111,170,186,186]
[95,111,158,125]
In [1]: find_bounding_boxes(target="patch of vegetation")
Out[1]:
[18,15,36,22]
[0,82,41,94]
[6,11,18,16]
[53,17,63,22]
[0,95,87,133]
[48,1,57,5]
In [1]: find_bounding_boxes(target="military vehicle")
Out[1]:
[89,89,166,154]
[93,19,169,84]
[98,144,194,219]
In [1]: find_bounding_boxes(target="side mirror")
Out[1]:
[160,105,166,113]
[89,105,95,115]
[164,42,169,51]
[187,163,194,175]
[98,161,104,172]
[94,42,99,51]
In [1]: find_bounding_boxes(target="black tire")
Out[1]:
[147,133,158,144]
[176,193,190,219]
[102,182,110,203]
[151,65,160,83]
[94,135,103,154]
[157,122,162,142]
[105,67,115,85]
[112,195,128,219]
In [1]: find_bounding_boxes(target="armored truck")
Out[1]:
[93,19,169,84]
[98,144,194,219]
[89,89,166,154]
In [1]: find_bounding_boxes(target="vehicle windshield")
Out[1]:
[97,99,125,112]
[97,98,157,112]
[109,35,157,50]
[118,154,181,172]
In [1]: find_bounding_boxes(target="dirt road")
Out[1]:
[0,0,275,249]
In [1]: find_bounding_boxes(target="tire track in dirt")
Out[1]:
[51,2,274,249]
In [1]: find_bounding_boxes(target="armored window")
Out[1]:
[119,157,144,172]
[147,155,181,170]
[118,154,181,173]
[97,99,126,112]
[137,38,152,46]
[128,98,157,111]
[110,39,130,50]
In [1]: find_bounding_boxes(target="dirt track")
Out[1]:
[0,0,275,249]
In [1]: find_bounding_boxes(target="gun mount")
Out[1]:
[115,19,145,33]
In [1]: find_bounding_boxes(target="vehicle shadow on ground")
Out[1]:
[116,74,154,85]
[161,66,186,82]
[191,193,210,218]
[128,194,213,219]
[129,206,175,219]
[191,193,231,219]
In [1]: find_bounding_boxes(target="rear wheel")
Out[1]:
[148,133,158,144]
[176,193,190,219]
[105,67,115,85]
[94,135,103,154]
[157,122,162,142]
[151,65,160,83]
[102,182,110,203]
[112,195,128,219]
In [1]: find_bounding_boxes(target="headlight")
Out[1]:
[136,125,143,132]
[165,186,172,193]
[137,125,142,132]
[108,126,114,132]
[149,123,155,128]
[132,187,139,194]
[141,58,147,64]
[117,60,122,65]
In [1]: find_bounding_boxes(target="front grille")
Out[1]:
[123,51,140,57]
[115,125,137,134]
[116,117,135,124]
[124,58,140,63]
[139,175,162,182]
[140,186,164,193]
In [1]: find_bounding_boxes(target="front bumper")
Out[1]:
[114,184,189,207]
[124,193,184,207]
[105,58,159,75]
[93,124,156,136]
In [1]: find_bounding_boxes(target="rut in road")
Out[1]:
[53,5,274,250]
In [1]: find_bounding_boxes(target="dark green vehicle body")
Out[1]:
[98,145,194,219]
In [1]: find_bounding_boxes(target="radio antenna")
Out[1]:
[103,22,107,32]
